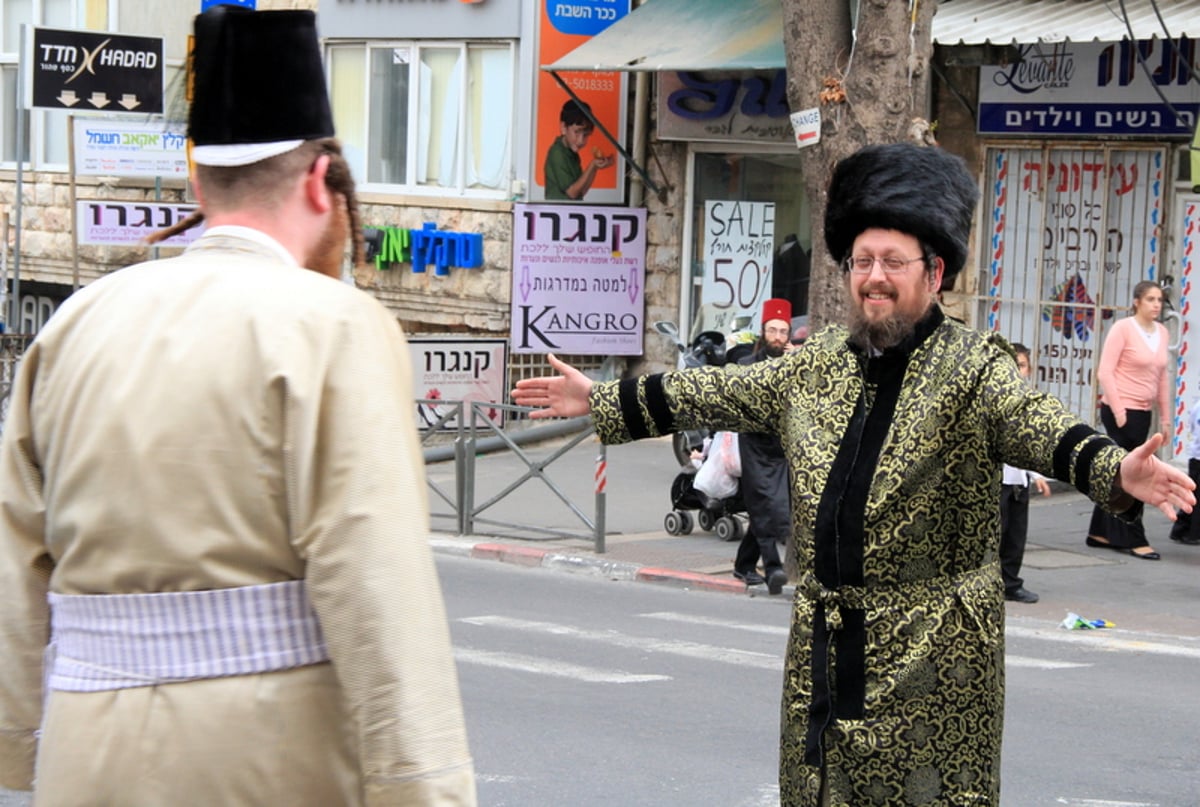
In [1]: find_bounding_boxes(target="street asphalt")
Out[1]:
[427,433,1200,639]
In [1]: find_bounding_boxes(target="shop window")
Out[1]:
[329,40,514,197]
[687,150,811,337]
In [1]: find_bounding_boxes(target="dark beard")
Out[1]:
[847,305,927,352]
[306,199,349,280]
[763,342,786,358]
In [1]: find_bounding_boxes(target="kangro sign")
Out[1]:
[28,27,163,113]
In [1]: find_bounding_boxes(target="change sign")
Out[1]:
[27,27,163,113]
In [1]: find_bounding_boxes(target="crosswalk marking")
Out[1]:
[640,612,1087,668]
[1052,799,1160,806]
[733,784,781,807]
[639,611,790,636]
[1007,624,1200,659]
[1005,655,1089,669]
[459,613,1197,681]
[455,647,670,683]
[459,615,783,670]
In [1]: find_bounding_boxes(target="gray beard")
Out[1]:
[847,304,929,352]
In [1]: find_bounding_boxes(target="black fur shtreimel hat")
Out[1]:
[188,6,334,166]
[824,143,979,280]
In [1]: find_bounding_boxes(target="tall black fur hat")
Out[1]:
[824,143,979,280]
[189,6,334,166]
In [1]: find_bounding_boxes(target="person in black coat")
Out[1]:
[732,297,795,595]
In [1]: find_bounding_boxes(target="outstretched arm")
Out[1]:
[512,354,594,419]
[1118,432,1196,519]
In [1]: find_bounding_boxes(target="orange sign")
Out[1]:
[534,1,630,204]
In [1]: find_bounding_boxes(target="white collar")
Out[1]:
[203,225,299,267]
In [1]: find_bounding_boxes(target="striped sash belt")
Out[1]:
[47,580,328,692]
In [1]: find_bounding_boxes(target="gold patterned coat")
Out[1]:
[590,308,1127,806]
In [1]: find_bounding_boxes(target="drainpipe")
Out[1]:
[630,70,649,208]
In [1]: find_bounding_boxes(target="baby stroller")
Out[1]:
[664,431,748,541]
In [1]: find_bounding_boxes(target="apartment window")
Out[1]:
[329,40,514,196]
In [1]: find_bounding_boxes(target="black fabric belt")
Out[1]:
[799,564,999,767]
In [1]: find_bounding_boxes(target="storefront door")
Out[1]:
[683,149,810,340]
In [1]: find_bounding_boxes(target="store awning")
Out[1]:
[542,0,1200,73]
[543,0,785,73]
[934,0,1200,44]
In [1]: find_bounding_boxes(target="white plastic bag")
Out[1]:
[693,431,740,500]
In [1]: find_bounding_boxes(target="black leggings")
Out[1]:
[1086,404,1150,548]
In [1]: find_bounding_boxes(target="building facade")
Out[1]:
[2,0,1199,451]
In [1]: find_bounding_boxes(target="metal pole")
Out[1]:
[593,444,607,554]
[453,401,467,535]
[0,211,8,332]
[152,175,162,261]
[462,404,477,536]
[11,24,28,330]
[68,115,79,291]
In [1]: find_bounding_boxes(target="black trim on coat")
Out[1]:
[618,377,650,439]
[803,305,943,769]
[1074,434,1115,497]
[642,374,674,437]
[1053,423,1096,482]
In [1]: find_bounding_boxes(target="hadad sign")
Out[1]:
[26,27,163,113]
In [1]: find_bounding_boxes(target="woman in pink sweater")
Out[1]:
[1086,280,1172,559]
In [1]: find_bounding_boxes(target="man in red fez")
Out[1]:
[731,298,795,594]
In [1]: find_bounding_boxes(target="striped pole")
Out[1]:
[594,445,607,554]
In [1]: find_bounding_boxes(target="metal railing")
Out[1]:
[419,398,608,552]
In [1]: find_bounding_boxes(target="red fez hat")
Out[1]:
[762,298,791,324]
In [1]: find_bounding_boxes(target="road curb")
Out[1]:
[636,567,748,593]
[440,537,753,593]
[470,542,547,567]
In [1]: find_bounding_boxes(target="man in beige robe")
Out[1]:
[0,8,475,805]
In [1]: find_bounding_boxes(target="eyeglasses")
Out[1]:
[843,255,929,274]
[764,326,790,337]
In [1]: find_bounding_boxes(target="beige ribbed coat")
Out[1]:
[0,230,476,806]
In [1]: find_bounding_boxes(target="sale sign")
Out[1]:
[701,200,775,333]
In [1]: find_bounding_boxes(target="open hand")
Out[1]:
[511,354,594,419]
[590,147,614,169]
[1118,432,1196,519]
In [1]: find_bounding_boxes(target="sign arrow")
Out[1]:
[519,264,532,302]
[31,27,165,114]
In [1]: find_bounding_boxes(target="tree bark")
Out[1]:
[780,0,940,331]
[778,0,939,580]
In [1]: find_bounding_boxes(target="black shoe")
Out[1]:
[1169,533,1200,545]
[1085,536,1122,551]
[1127,548,1161,560]
[733,570,765,586]
[1004,587,1039,604]
[766,569,788,596]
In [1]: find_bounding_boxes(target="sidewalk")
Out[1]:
[427,434,1200,636]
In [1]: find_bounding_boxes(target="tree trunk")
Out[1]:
[781,0,940,331]
[778,0,939,580]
